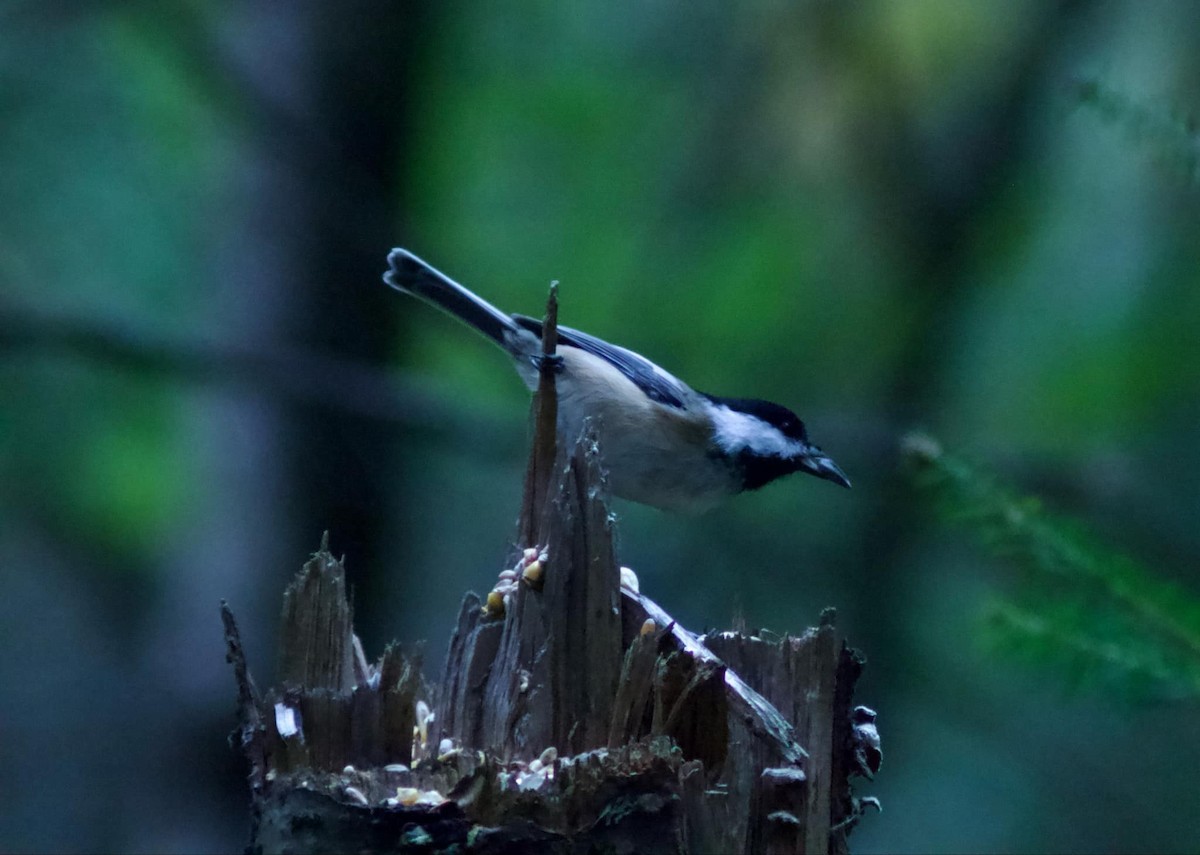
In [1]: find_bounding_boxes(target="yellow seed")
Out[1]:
[522,560,543,584]
[485,590,505,617]
[640,618,657,637]
[395,787,420,806]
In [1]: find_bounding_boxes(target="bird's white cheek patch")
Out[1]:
[711,406,800,459]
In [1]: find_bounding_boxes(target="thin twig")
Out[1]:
[519,281,559,546]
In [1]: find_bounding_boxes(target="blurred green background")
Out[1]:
[2,1,1199,852]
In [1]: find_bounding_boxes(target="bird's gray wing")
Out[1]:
[512,315,687,409]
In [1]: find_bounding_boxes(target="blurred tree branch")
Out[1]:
[0,302,495,437]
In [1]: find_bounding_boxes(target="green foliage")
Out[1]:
[1076,76,1200,185]
[904,434,1200,703]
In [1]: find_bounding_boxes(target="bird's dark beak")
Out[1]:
[798,448,851,489]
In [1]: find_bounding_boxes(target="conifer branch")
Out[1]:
[904,434,1200,702]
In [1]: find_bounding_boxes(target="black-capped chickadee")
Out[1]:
[384,249,850,513]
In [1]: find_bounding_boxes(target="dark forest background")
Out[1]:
[2,2,1199,852]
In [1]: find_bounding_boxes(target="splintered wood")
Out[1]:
[445,431,625,763]
[223,438,880,854]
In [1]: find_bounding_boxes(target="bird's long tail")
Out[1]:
[383,249,527,353]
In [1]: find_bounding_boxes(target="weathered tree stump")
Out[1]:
[222,441,880,852]
[222,286,881,853]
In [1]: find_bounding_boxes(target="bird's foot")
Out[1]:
[532,352,565,374]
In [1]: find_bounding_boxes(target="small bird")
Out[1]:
[384,249,850,513]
